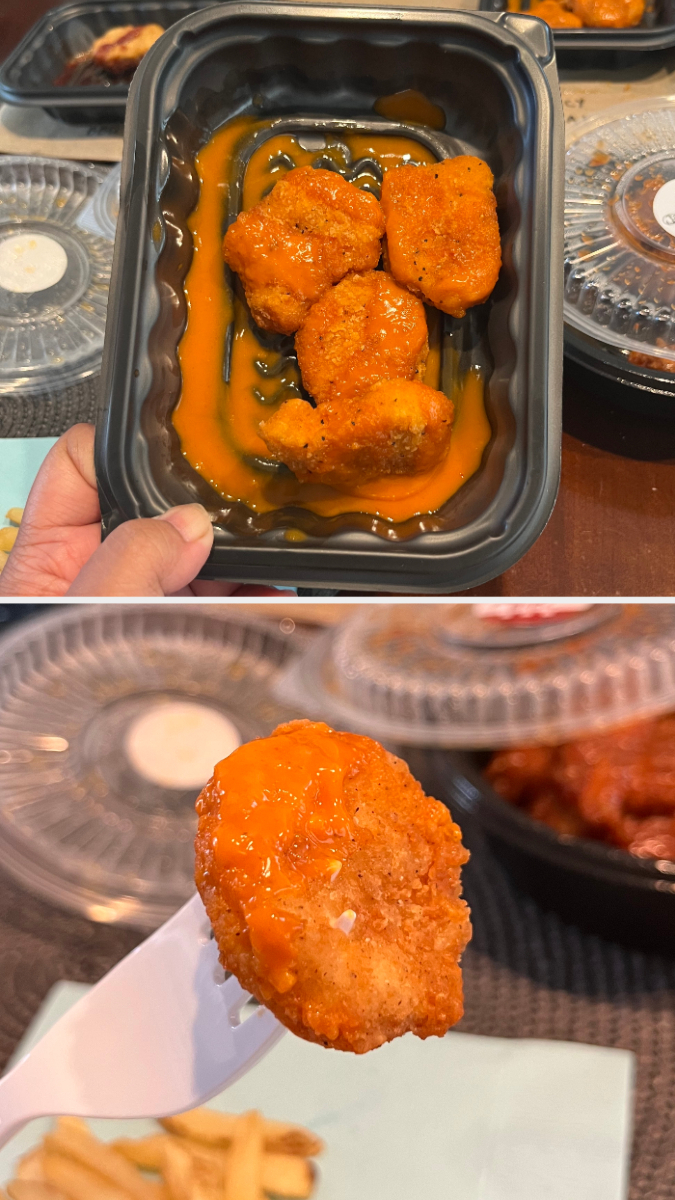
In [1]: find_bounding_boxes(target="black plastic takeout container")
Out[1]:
[564,327,675,419]
[479,0,675,50]
[0,0,215,123]
[96,3,564,592]
[434,749,675,956]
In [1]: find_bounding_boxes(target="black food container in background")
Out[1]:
[565,327,675,418]
[0,0,215,123]
[433,748,675,956]
[480,0,675,50]
[96,4,564,592]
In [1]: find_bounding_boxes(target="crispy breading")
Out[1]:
[572,0,643,24]
[195,720,471,1054]
[295,270,428,405]
[381,156,501,318]
[259,380,454,487]
[223,168,385,334]
[91,25,164,66]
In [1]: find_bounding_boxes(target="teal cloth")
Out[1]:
[0,980,634,1199]
[0,438,57,523]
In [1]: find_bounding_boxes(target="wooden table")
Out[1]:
[3,2,673,599]
[464,372,675,597]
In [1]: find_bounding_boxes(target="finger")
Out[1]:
[20,424,99,532]
[0,424,101,596]
[66,504,214,596]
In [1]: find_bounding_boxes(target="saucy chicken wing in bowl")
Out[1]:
[221,149,501,498]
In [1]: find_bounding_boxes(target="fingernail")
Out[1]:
[157,504,213,544]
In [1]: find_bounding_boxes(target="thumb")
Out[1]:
[67,505,214,596]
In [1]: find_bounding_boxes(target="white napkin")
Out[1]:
[0,437,56,527]
[1,980,634,1199]
[0,103,123,161]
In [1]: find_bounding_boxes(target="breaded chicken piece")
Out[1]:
[295,270,428,406]
[530,0,583,26]
[90,24,164,68]
[487,715,675,859]
[195,720,471,1054]
[223,168,385,335]
[572,0,643,23]
[381,157,501,318]
[259,380,454,487]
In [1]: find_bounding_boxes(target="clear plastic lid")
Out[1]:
[0,157,114,395]
[564,100,675,365]
[275,604,675,748]
[0,606,299,930]
[76,162,121,242]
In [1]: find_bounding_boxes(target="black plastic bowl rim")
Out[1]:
[0,0,216,113]
[565,326,675,398]
[564,325,675,419]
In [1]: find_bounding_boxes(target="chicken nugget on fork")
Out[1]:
[195,720,471,1055]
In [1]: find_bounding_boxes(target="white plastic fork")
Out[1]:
[0,893,284,1150]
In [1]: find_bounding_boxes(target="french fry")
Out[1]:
[5,508,23,525]
[42,1153,132,1200]
[15,1152,46,1183]
[183,1142,314,1199]
[222,1111,264,1200]
[45,1124,158,1200]
[112,1137,167,1173]
[262,1153,314,1199]
[159,1110,323,1157]
[53,1121,87,1137]
[161,1140,194,1200]
[7,1183,68,1200]
[10,1108,319,1200]
[0,527,18,552]
[176,1143,223,1188]
[188,1150,222,1200]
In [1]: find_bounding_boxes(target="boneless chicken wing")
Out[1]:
[572,0,643,24]
[223,167,385,334]
[295,270,429,406]
[195,720,471,1054]
[90,24,164,67]
[381,156,501,318]
[529,1,583,26]
[259,380,454,487]
[486,715,675,859]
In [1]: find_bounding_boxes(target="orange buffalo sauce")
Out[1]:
[173,116,492,522]
[374,89,447,131]
[202,724,364,993]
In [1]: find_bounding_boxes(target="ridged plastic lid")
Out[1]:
[274,604,675,748]
[0,606,298,930]
[565,100,675,365]
[0,157,113,395]
[76,162,120,242]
